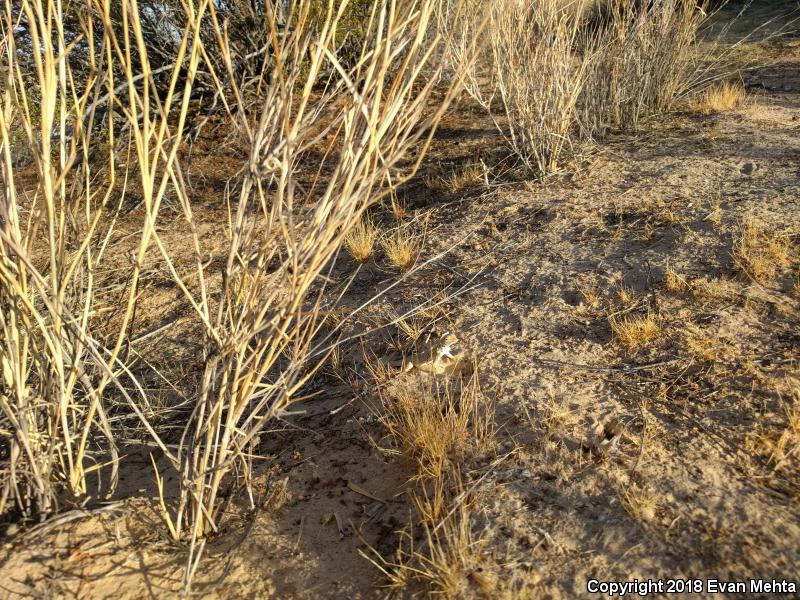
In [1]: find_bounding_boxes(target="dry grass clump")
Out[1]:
[609,312,662,350]
[381,305,441,346]
[364,360,497,597]
[693,80,746,114]
[0,0,175,518]
[684,326,718,363]
[577,281,602,313]
[683,324,735,363]
[363,478,486,600]
[376,371,493,481]
[413,479,487,598]
[345,217,377,262]
[665,267,689,293]
[415,500,484,599]
[427,161,485,195]
[389,194,408,222]
[746,389,800,478]
[616,285,636,307]
[442,0,714,174]
[619,483,658,523]
[438,0,591,174]
[690,276,738,302]
[734,215,794,284]
[769,391,800,473]
[381,225,420,270]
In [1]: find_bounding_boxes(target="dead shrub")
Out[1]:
[579,0,712,135]
[488,0,592,175]
[441,0,715,174]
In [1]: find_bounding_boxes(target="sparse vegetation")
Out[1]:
[609,312,662,350]
[375,370,493,481]
[693,80,746,113]
[362,477,485,599]
[580,0,713,133]
[345,216,378,262]
[2,0,799,597]
[683,324,730,363]
[578,281,602,311]
[734,214,794,284]
[381,224,420,270]
[485,0,593,174]
[616,284,636,307]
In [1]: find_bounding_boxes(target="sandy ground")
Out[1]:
[2,4,799,599]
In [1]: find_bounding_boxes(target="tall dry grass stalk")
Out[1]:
[489,0,592,175]
[578,0,711,135]
[1,1,477,585]
[8,0,217,518]
[435,0,487,103]
[440,0,716,175]
[0,0,195,518]
[152,4,474,574]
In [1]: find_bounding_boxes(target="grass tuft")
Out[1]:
[363,363,496,597]
[375,371,492,481]
[427,161,485,195]
[609,312,662,350]
[769,390,800,473]
[620,483,658,523]
[665,267,689,293]
[361,478,484,600]
[734,215,794,284]
[345,217,377,262]
[381,225,419,270]
[693,80,746,114]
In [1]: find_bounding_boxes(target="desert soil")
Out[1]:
[2,3,799,599]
